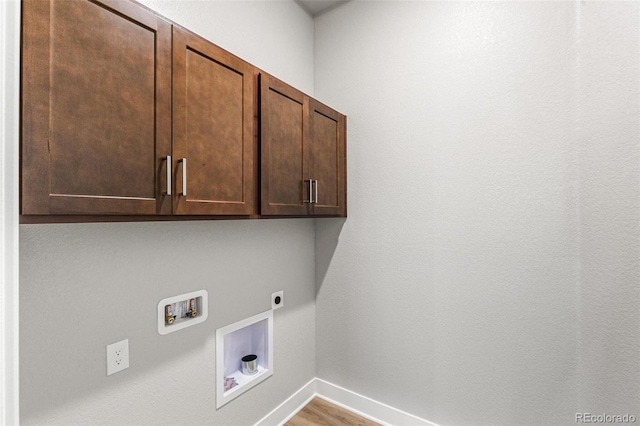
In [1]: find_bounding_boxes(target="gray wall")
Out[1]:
[18,1,640,425]
[19,1,315,425]
[314,2,639,425]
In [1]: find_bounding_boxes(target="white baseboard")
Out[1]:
[255,378,438,426]
[315,379,438,426]
[255,378,316,426]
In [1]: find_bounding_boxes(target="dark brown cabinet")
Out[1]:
[21,0,345,222]
[308,98,347,216]
[21,0,172,215]
[260,74,309,216]
[261,74,346,217]
[172,27,254,216]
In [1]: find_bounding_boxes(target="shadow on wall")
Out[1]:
[315,218,346,296]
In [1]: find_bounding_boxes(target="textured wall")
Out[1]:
[136,0,314,93]
[19,1,315,425]
[315,2,639,425]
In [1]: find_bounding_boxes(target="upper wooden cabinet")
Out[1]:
[308,98,346,216]
[21,0,172,215]
[260,74,310,216]
[261,74,346,217]
[20,0,345,222]
[172,27,254,215]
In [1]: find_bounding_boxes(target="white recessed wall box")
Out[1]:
[216,309,273,408]
[157,289,208,335]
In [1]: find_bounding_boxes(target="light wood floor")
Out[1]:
[285,397,380,426]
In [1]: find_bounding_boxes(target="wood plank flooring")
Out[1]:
[285,397,380,426]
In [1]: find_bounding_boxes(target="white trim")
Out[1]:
[254,378,316,426]
[315,379,438,426]
[254,378,438,426]
[157,289,209,335]
[0,0,21,425]
[216,310,274,409]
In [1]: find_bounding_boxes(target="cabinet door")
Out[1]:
[172,27,254,215]
[260,74,311,216]
[21,0,172,215]
[309,99,347,217]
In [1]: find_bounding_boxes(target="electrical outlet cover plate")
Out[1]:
[106,339,129,376]
[271,290,284,310]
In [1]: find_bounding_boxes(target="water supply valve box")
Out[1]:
[157,289,208,335]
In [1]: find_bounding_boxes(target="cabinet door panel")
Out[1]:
[309,99,346,216]
[260,74,310,216]
[21,0,172,215]
[173,27,254,215]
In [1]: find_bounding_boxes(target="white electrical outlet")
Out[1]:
[106,339,129,376]
[271,290,284,310]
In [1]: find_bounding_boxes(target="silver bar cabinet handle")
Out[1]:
[163,155,172,196]
[179,158,187,196]
[305,179,313,203]
[314,179,318,204]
